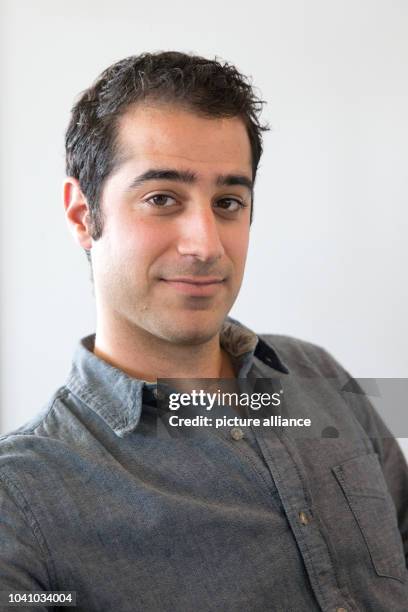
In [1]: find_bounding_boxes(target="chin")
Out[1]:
[153,312,223,346]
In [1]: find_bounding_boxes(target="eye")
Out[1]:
[145,194,177,208]
[215,198,248,213]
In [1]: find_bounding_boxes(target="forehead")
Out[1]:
[114,103,252,175]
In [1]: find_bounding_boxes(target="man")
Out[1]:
[0,52,407,611]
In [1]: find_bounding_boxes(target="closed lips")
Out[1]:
[162,278,224,284]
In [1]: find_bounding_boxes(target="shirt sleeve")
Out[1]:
[0,470,52,608]
[345,384,408,566]
[316,346,408,567]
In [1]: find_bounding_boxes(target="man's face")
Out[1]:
[90,103,253,346]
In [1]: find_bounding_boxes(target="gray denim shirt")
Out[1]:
[0,317,407,611]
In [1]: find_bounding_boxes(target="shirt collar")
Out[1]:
[65,316,289,437]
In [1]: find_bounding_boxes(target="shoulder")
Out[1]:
[0,386,72,479]
[0,386,69,442]
[259,332,402,464]
[258,332,348,380]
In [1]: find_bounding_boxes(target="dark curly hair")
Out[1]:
[65,51,269,242]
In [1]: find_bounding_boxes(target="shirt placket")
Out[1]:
[245,370,359,612]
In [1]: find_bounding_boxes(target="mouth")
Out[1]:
[160,277,226,297]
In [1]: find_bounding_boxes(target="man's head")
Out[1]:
[64,52,269,346]
[65,52,268,239]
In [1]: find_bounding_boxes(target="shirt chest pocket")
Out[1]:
[332,452,406,583]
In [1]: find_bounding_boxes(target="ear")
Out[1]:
[63,177,93,250]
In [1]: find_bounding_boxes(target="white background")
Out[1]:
[1,0,407,456]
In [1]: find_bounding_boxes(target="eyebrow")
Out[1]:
[127,168,253,193]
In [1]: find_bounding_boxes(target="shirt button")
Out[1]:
[298,511,310,525]
[230,427,244,441]
[152,388,166,401]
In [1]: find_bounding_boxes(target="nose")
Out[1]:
[177,206,225,264]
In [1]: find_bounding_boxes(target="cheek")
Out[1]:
[225,231,250,271]
[111,221,172,273]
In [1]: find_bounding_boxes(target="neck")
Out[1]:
[93,316,235,382]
